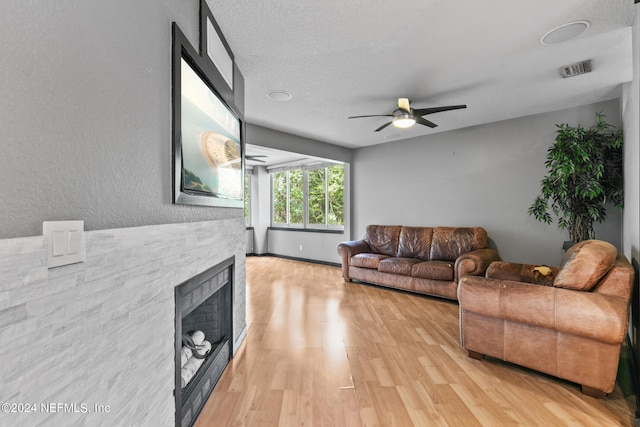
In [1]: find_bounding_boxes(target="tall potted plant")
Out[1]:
[528,113,623,243]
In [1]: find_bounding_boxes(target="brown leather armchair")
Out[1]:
[458,240,634,397]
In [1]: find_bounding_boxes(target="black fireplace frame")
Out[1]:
[175,256,234,427]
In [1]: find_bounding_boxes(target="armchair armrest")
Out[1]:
[454,248,501,282]
[458,276,629,345]
[337,240,371,280]
[486,261,559,286]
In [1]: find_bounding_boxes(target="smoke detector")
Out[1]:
[559,60,592,78]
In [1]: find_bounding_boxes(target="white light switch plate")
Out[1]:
[43,220,86,268]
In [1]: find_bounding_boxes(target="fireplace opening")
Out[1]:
[175,256,234,427]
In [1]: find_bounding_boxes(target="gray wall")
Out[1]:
[623,5,640,267]
[267,229,345,264]
[352,99,623,266]
[246,123,352,164]
[0,0,243,240]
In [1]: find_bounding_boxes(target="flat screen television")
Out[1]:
[172,23,244,208]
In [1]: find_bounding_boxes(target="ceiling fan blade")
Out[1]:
[348,114,394,119]
[413,105,467,116]
[374,122,393,132]
[415,116,438,128]
[397,98,411,113]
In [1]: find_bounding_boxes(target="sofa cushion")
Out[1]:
[554,240,618,291]
[487,261,557,286]
[430,227,487,261]
[412,261,454,281]
[397,227,433,260]
[351,253,389,269]
[365,225,401,256]
[378,258,421,276]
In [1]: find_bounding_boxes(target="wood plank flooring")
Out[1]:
[195,256,637,426]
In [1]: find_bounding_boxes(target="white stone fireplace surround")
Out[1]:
[0,219,246,426]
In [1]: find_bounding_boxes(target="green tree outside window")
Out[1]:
[327,165,344,226]
[308,168,326,225]
[273,171,287,224]
[289,169,304,224]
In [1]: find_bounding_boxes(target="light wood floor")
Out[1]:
[195,256,637,426]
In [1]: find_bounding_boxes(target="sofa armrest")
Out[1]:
[454,248,501,282]
[458,276,629,345]
[486,261,559,286]
[337,240,370,280]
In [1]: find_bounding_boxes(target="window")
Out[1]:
[289,169,304,224]
[308,168,325,225]
[327,164,344,226]
[271,163,344,229]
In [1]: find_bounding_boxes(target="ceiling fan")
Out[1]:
[348,98,467,132]
[245,154,267,163]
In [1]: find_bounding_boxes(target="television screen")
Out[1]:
[180,57,242,201]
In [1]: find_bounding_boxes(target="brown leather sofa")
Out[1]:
[337,225,500,300]
[458,240,634,397]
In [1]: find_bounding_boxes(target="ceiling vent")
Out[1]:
[559,60,592,78]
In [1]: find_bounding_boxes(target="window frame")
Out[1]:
[270,163,344,230]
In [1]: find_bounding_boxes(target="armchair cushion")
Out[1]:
[554,240,618,291]
[487,261,559,286]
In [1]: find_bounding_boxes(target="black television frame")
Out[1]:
[171,22,244,208]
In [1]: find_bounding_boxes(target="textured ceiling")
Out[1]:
[207,0,634,149]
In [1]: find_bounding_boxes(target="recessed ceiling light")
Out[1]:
[541,20,590,45]
[266,90,292,101]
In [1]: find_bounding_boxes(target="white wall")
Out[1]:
[352,99,623,266]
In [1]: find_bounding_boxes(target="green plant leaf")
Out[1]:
[528,113,623,241]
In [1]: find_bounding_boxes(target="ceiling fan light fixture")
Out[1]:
[392,114,416,129]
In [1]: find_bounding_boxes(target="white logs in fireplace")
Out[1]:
[180,330,213,388]
[174,256,233,427]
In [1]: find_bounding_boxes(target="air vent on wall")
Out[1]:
[559,60,592,78]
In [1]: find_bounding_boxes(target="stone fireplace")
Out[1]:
[0,219,246,426]
[175,256,234,427]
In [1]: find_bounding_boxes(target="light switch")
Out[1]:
[52,230,66,257]
[43,221,86,268]
[67,230,81,255]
